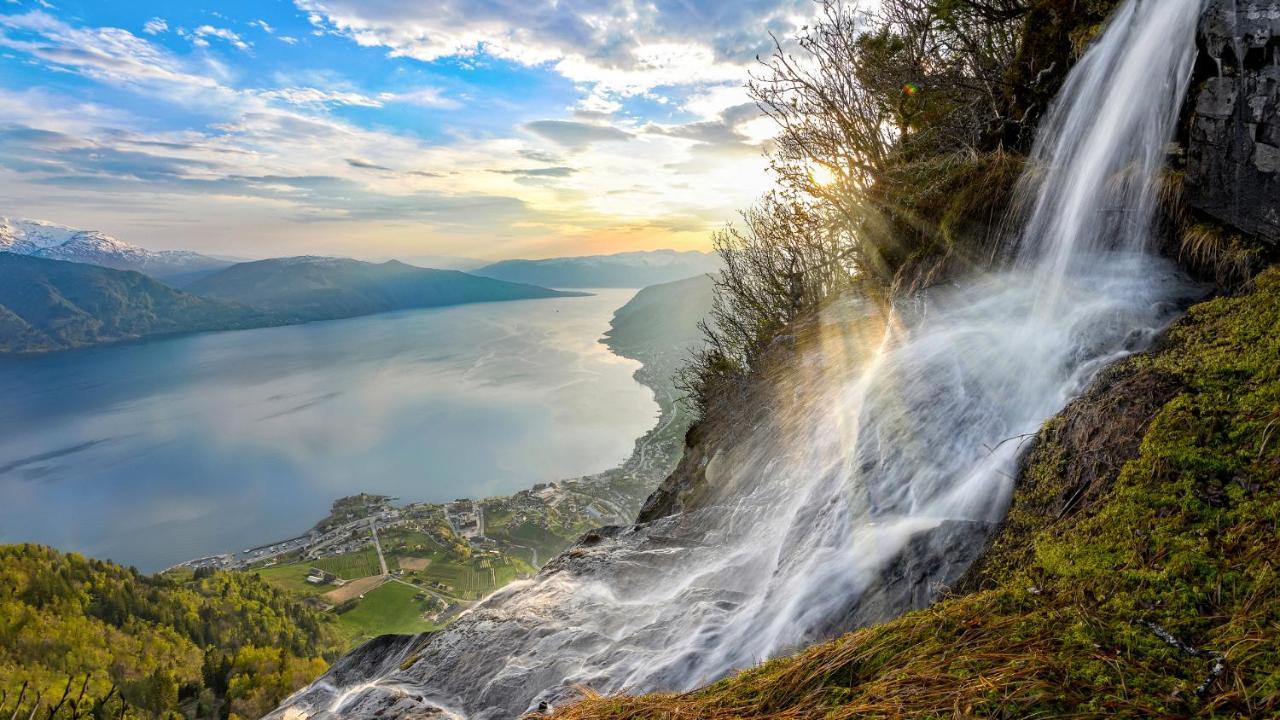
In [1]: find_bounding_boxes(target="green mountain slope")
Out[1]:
[0,544,342,720]
[0,253,275,354]
[187,256,582,321]
[602,273,714,358]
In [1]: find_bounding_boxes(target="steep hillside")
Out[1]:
[555,265,1280,719]
[187,256,581,321]
[0,253,275,353]
[602,273,714,358]
[474,250,720,288]
[0,544,341,720]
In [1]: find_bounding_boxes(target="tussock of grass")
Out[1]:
[554,268,1280,719]
[1178,223,1267,291]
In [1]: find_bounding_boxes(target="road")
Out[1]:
[370,518,389,576]
[304,515,381,559]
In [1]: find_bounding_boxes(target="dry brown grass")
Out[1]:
[397,556,431,572]
[320,575,386,605]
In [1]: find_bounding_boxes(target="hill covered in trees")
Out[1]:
[0,254,276,354]
[0,544,342,719]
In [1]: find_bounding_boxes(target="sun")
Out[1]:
[810,164,837,186]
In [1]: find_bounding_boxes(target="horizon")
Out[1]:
[0,213,719,265]
[0,0,810,261]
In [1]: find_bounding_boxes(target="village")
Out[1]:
[168,325,694,645]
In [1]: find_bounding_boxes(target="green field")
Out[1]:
[406,555,531,600]
[312,548,382,580]
[497,521,573,565]
[254,562,333,596]
[380,529,441,558]
[336,581,438,641]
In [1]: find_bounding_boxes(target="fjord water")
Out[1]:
[270,1,1208,717]
[0,290,656,572]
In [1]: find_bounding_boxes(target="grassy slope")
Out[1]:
[557,268,1280,718]
[334,582,437,640]
[254,563,334,597]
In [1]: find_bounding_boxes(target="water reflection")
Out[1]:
[0,290,656,571]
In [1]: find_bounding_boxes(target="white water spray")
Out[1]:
[272,1,1207,717]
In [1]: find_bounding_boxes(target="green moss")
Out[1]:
[557,270,1280,718]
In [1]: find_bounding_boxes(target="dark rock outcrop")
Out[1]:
[802,519,995,644]
[1186,0,1280,244]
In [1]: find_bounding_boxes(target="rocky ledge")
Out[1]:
[1186,0,1280,244]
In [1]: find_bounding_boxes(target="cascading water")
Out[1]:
[272,1,1207,717]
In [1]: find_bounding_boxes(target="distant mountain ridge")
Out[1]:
[185,256,584,321]
[475,250,721,288]
[0,253,275,353]
[0,217,232,281]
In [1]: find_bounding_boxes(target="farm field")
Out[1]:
[312,548,382,580]
[254,562,332,597]
[408,555,531,600]
[322,574,386,605]
[336,581,439,641]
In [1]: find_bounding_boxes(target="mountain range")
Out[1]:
[185,256,583,321]
[0,216,714,353]
[0,217,233,282]
[0,253,275,353]
[474,250,720,288]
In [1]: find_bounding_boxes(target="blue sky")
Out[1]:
[0,0,809,260]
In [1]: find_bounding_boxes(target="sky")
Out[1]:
[0,0,814,260]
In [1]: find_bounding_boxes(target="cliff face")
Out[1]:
[1186,0,1280,244]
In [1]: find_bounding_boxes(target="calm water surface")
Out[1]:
[0,290,656,571]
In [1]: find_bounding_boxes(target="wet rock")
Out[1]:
[802,519,995,642]
[1186,0,1280,244]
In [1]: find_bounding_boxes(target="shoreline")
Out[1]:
[170,293,693,577]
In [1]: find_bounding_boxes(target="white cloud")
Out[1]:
[259,87,385,107]
[190,25,250,51]
[294,0,814,100]
[142,17,167,35]
[380,86,459,109]
[181,25,251,52]
[524,120,632,149]
[0,7,779,258]
[0,12,222,90]
[250,20,275,34]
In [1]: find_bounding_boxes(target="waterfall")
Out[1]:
[271,1,1207,717]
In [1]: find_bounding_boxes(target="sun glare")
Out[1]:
[811,165,837,186]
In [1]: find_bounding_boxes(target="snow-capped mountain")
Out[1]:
[0,217,232,282]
